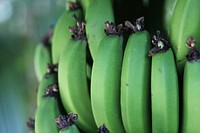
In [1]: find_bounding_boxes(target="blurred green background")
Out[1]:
[0,0,65,132]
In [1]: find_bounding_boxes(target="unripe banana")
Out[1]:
[121,18,151,133]
[85,0,114,60]
[55,113,80,133]
[58,20,97,133]
[37,64,57,106]
[149,31,179,133]
[163,0,177,35]
[91,22,125,133]
[35,86,60,133]
[181,37,200,133]
[34,31,52,82]
[52,1,82,64]
[170,0,200,75]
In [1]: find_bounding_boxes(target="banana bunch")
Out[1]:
[29,0,200,132]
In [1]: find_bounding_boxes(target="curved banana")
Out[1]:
[56,113,80,133]
[163,0,177,35]
[121,18,151,133]
[149,31,179,133]
[170,0,200,75]
[52,1,82,64]
[91,22,125,133]
[181,37,200,133]
[85,0,114,59]
[58,20,97,133]
[34,31,52,82]
[35,86,60,133]
[37,64,57,106]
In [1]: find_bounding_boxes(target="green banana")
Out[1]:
[163,0,177,35]
[149,31,179,133]
[91,22,125,133]
[37,64,57,106]
[121,18,151,133]
[181,37,200,133]
[85,0,114,60]
[52,1,82,64]
[58,20,97,133]
[35,86,60,133]
[170,0,200,75]
[56,113,80,133]
[34,31,52,82]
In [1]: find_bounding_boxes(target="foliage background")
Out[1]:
[0,0,65,132]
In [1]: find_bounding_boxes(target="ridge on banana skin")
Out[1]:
[149,31,179,133]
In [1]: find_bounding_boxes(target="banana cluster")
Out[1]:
[28,0,200,133]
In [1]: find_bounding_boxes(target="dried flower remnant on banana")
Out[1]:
[43,83,59,98]
[104,21,124,36]
[186,37,200,62]
[149,31,170,56]
[46,63,58,74]
[26,118,35,131]
[55,113,78,130]
[98,124,109,133]
[69,14,87,41]
[125,17,145,32]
